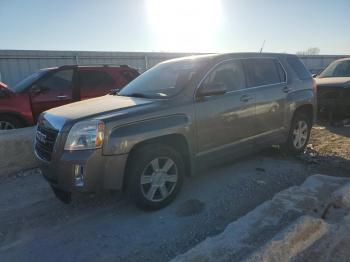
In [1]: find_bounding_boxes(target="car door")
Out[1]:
[243,58,288,144]
[195,59,256,157]
[30,69,75,120]
[78,68,118,100]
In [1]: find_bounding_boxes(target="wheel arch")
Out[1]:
[123,133,192,190]
[292,104,314,123]
[0,111,30,127]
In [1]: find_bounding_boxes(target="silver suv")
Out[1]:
[35,53,316,209]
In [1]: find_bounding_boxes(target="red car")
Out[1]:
[0,65,139,130]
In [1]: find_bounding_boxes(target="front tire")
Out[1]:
[0,116,22,130]
[283,112,312,155]
[127,144,184,210]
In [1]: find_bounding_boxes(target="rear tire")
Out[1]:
[127,144,184,210]
[283,112,312,155]
[0,115,22,130]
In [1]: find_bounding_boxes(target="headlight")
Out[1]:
[64,120,105,151]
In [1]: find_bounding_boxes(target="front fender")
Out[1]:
[103,114,192,155]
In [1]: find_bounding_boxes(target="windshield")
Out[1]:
[319,60,350,78]
[118,60,202,99]
[10,70,48,92]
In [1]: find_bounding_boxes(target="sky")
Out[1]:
[1,0,349,54]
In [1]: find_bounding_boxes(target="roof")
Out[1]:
[40,64,136,71]
[161,52,297,65]
[331,57,350,63]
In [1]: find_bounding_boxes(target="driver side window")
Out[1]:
[37,69,73,91]
[202,60,246,92]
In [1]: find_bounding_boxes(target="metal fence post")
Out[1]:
[144,55,149,71]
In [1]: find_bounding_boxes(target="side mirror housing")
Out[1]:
[197,83,227,99]
[110,88,120,95]
[31,84,49,94]
[31,84,42,94]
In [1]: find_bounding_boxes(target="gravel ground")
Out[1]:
[302,124,350,176]
[0,124,349,262]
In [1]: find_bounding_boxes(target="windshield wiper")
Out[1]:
[119,93,150,99]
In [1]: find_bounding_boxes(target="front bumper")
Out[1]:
[317,87,350,117]
[38,149,129,193]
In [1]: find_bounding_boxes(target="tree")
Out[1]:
[296,47,320,56]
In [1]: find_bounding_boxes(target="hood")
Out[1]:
[315,77,350,88]
[0,81,8,89]
[0,82,14,98]
[44,95,153,123]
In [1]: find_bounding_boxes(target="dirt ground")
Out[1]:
[0,122,349,262]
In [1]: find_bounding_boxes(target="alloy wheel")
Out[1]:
[140,157,178,202]
[0,121,15,130]
[292,120,308,149]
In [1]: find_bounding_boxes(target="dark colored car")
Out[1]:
[314,57,350,122]
[35,53,316,210]
[0,65,139,129]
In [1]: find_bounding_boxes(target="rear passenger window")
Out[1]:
[202,60,246,92]
[79,70,115,88]
[287,57,311,80]
[244,58,282,87]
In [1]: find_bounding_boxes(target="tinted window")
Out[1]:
[319,60,350,78]
[287,57,311,80]
[120,70,139,81]
[79,70,115,88]
[11,70,48,92]
[244,58,282,87]
[202,60,246,92]
[275,60,287,82]
[38,69,73,90]
[118,60,202,99]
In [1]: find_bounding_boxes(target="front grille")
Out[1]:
[35,125,59,161]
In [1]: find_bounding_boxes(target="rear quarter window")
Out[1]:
[286,57,311,80]
[244,58,283,87]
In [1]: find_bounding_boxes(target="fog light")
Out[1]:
[74,164,84,187]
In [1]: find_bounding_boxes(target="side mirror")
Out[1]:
[109,88,120,95]
[197,83,227,98]
[31,84,42,94]
[312,74,317,78]
[31,84,49,94]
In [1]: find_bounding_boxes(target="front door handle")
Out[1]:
[240,94,252,102]
[57,95,68,99]
[282,86,292,93]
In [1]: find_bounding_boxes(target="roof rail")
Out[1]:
[58,65,78,69]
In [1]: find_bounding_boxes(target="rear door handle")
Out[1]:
[282,86,292,93]
[57,95,68,99]
[240,94,253,102]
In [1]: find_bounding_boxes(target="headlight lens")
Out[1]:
[64,120,105,151]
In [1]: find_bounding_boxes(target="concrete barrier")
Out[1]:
[172,175,350,262]
[0,127,38,176]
